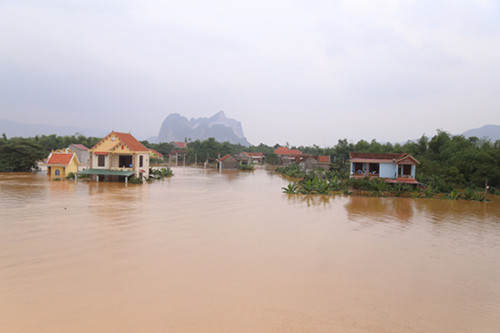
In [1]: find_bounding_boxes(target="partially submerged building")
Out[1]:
[46,149,80,178]
[68,144,89,167]
[78,131,150,182]
[349,152,420,184]
[274,147,302,165]
[217,154,238,170]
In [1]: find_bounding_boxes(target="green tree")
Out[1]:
[0,141,46,171]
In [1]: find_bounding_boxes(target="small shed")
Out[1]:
[218,154,238,169]
[235,152,251,165]
[298,156,319,173]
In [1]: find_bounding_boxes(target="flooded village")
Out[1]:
[3,1,500,331]
[1,130,500,332]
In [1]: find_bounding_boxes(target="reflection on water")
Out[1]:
[285,193,338,207]
[1,169,500,333]
[345,196,415,224]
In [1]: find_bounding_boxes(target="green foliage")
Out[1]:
[238,163,254,171]
[152,167,174,178]
[128,177,143,184]
[66,172,76,179]
[0,140,46,171]
[2,127,498,191]
[276,163,306,178]
[369,178,389,196]
[265,152,280,165]
[282,182,299,194]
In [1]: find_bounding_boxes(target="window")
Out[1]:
[119,155,132,168]
[98,155,105,167]
[369,164,379,175]
[139,155,143,168]
[55,170,60,176]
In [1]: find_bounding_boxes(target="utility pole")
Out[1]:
[485,178,488,202]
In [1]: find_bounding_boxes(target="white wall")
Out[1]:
[134,153,150,179]
[380,163,396,178]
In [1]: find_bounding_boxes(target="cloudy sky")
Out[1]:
[1,0,499,146]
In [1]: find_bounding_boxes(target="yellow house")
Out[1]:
[46,149,80,178]
[79,131,150,182]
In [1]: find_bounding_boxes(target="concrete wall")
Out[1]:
[135,153,150,178]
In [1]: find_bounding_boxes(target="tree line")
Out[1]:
[1,131,499,190]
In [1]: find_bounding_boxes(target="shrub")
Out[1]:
[239,163,254,171]
[128,177,143,184]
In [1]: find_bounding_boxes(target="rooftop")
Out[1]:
[47,153,75,165]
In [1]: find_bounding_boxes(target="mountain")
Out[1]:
[0,118,108,138]
[462,124,500,141]
[157,111,251,145]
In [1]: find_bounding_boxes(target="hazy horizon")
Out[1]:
[1,0,499,146]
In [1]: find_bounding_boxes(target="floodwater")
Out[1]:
[1,167,499,333]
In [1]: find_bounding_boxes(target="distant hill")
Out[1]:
[157,111,251,146]
[462,124,500,141]
[0,118,108,138]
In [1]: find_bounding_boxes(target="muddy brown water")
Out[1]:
[1,167,499,332]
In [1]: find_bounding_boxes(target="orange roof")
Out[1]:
[246,152,263,157]
[47,153,75,165]
[149,149,164,158]
[174,141,187,148]
[218,154,233,161]
[274,147,302,156]
[91,131,149,152]
[318,155,330,163]
[350,152,420,164]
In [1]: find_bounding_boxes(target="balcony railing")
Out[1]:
[111,167,133,172]
[350,172,415,179]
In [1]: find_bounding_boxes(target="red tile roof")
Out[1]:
[174,141,187,148]
[246,152,263,157]
[218,154,233,161]
[47,153,75,165]
[274,147,302,156]
[69,144,88,151]
[114,132,149,152]
[350,152,420,164]
[149,149,164,158]
[91,131,149,152]
[318,155,330,163]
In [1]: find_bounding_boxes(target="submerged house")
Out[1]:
[79,131,150,182]
[235,152,265,165]
[349,152,420,184]
[274,147,302,165]
[217,154,238,170]
[46,149,80,178]
[246,152,264,164]
[298,155,318,173]
[297,155,331,173]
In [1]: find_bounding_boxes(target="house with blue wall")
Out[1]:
[349,152,420,184]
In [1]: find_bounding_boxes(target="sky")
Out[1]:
[1,0,499,146]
